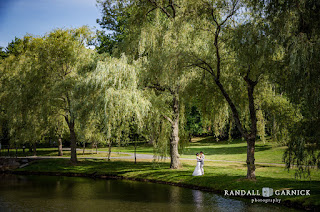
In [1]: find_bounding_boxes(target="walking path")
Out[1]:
[2,148,286,167]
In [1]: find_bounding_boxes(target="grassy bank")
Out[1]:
[14,158,320,210]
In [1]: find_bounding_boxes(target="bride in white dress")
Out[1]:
[192,153,203,176]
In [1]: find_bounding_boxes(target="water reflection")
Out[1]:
[192,190,203,210]
[0,174,302,212]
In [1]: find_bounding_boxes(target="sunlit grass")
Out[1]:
[97,136,286,164]
[181,137,287,164]
[0,137,294,164]
[0,148,129,158]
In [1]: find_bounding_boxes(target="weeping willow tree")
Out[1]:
[78,112,106,155]
[82,55,150,160]
[136,7,200,168]
[0,35,53,155]
[96,0,302,176]
[182,70,232,140]
[130,0,297,180]
[254,81,302,145]
[0,27,96,162]
[96,0,194,168]
[249,0,320,177]
[183,0,291,179]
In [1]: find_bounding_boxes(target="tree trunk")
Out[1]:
[246,137,256,179]
[68,120,77,163]
[170,119,180,169]
[170,91,180,169]
[95,142,98,154]
[134,142,137,164]
[58,136,63,156]
[245,76,257,180]
[33,143,37,156]
[82,141,85,155]
[108,142,112,161]
[272,114,277,142]
[213,74,257,179]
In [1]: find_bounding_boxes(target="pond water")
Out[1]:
[0,174,301,212]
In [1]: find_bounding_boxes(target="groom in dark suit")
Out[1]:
[200,151,205,175]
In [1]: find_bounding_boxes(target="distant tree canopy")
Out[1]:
[95,0,131,55]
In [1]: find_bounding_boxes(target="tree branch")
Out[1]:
[162,114,173,124]
[146,7,157,17]
[168,0,176,18]
[220,0,239,26]
[188,54,215,77]
[146,83,174,94]
[147,0,172,18]
[215,80,247,137]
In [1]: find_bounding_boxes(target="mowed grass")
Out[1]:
[0,137,303,165]
[99,136,286,164]
[99,146,155,154]
[17,158,320,208]
[181,137,286,164]
[1,148,129,158]
[2,136,287,164]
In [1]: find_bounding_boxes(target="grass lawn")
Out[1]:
[6,136,320,209]
[181,137,286,164]
[98,136,286,164]
[16,158,320,209]
[2,137,287,164]
[99,145,154,154]
[1,148,129,158]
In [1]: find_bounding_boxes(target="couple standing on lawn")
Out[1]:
[192,151,205,176]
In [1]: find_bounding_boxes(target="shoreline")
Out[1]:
[1,169,317,211]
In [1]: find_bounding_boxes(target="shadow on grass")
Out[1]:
[2,150,59,157]
[183,145,272,155]
[192,137,245,144]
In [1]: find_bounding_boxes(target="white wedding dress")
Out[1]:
[192,158,203,176]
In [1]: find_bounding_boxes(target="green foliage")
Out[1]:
[0,47,7,59]
[185,106,203,136]
[1,0,318,176]
[82,55,150,146]
[3,37,23,57]
[248,0,320,175]
[95,0,131,54]
[0,27,96,159]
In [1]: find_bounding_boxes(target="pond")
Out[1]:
[0,174,301,212]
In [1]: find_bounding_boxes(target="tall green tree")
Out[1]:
[96,0,193,168]
[250,0,320,176]
[40,27,95,163]
[132,0,292,179]
[96,0,130,55]
[0,27,95,162]
[0,36,50,155]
